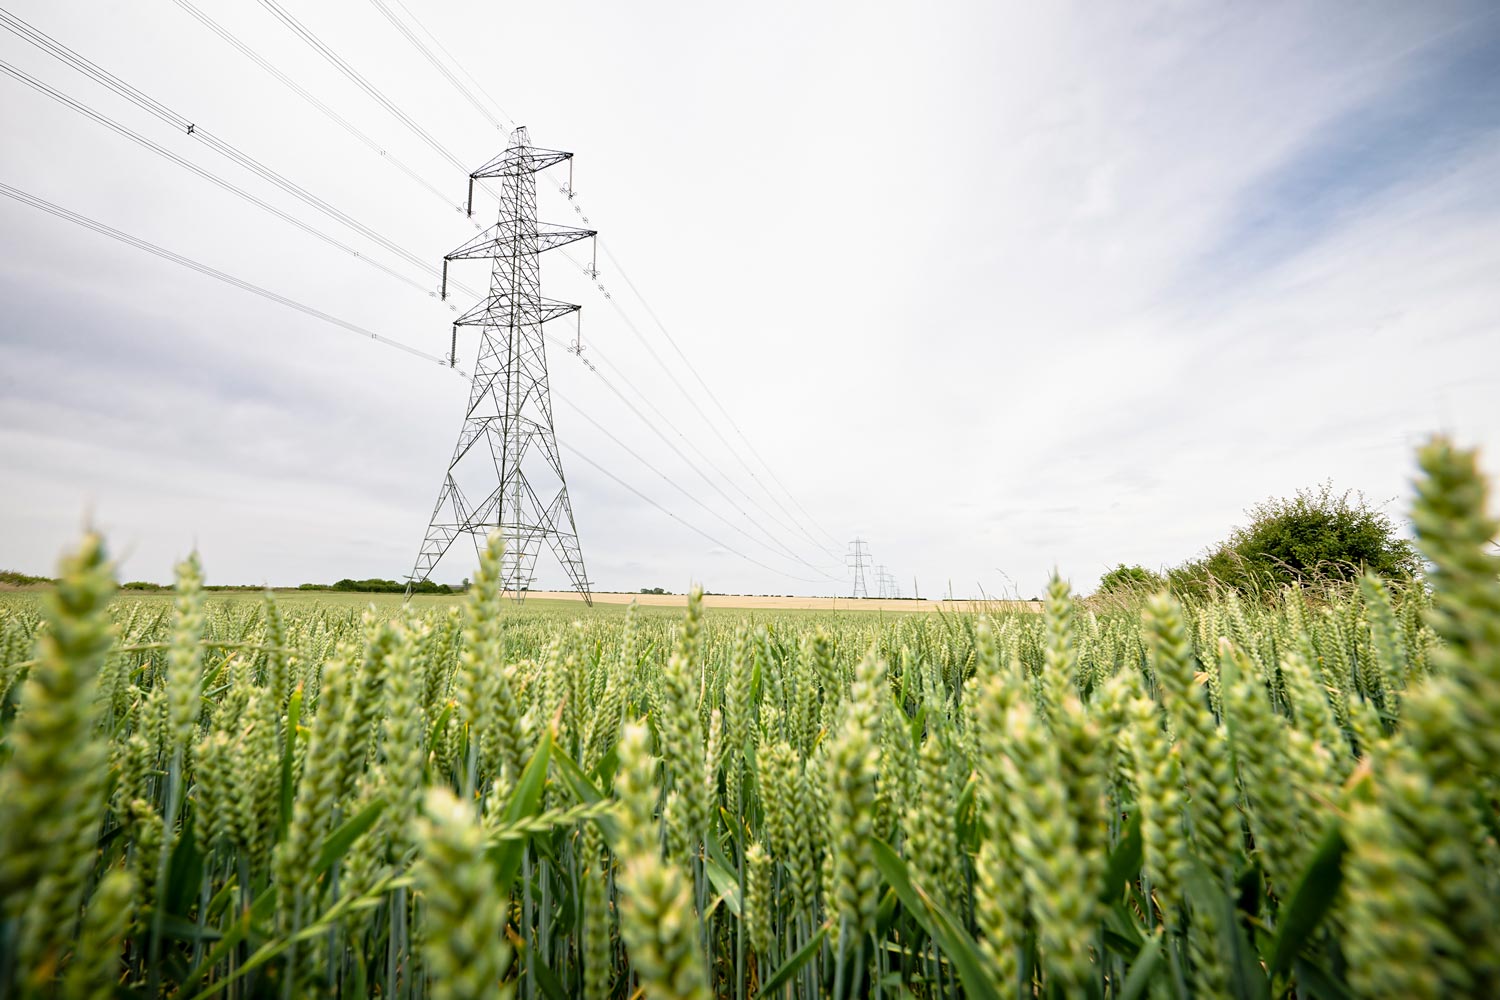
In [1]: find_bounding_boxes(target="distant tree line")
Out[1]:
[6,571,465,594]
[299,578,456,594]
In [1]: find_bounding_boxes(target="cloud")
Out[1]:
[1191,13,1500,291]
[2,0,1498,598]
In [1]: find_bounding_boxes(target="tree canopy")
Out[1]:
[1169,482,1418,596]
[1097,563,1166,594]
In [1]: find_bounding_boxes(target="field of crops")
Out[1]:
[1,436,1498,999]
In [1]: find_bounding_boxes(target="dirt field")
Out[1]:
[514,590,1042,613]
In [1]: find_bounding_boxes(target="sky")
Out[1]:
[2,0,1498,598]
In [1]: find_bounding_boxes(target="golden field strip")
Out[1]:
[513,590,1043,613]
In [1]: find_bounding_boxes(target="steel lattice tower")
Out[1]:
[847,538,872,599]
[407,127,596,604]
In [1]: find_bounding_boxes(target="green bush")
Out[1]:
[1171,482,1419,597]
[0,570,53,587]
[1096,563,1166,595]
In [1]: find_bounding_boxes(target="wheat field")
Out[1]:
[1,436,1497,999]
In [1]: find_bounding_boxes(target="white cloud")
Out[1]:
[2,0,1497,596]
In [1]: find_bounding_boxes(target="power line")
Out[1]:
[552,318,764,503]
[561,442,836,587]
[554,226,843,561]
[0,7,467,292]
[253,0,468,173]
[441,170,834,578]
[3,46,834,579]
[167,0,466,218]
[550,393,838,583]
[531,185,844,561]
[0,180,463,372]
[6,7,841,580]
[540,329,843,581]
[555,246,841,561]
[1,179,834,589]
[0,58,446,301]
[364,0,511,132]
[383,0,516,127]
[283,0,841,556]
[600,240,846,551]
[550,196,846,556]
[158,0,841,573]
[533,313,840,577]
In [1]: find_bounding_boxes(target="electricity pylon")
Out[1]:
[847,538,872,599]
[407,126,595,604]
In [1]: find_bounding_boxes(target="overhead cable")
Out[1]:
[558,443,836,586]
[539,329,843,581]
[167,0,465,217]
[1,180,831,587]
[2,44,834,575]
[382,0,516,126]
[160,0,840,567]
[0,8,470,293]
[7,7,839,576]
[0,180,463,372]
[0,59,444,301]
[210,0,842,554]
[556,246,840,558]
[601,240,846,550]
[540,326,839,575]
[253,0,468,173]
[364,0,511,132]
[549,385,841,581]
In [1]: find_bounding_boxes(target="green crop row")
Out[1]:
[0,435,1496,999]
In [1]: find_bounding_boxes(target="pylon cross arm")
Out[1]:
[445,223,595,260]
[455,297,580,327]
[471,147,571,178]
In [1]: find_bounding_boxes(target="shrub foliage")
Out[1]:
[1096,563,1166,594]
[1171,481,1419,596]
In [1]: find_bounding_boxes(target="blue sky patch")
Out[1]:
[1190,14,1500,289]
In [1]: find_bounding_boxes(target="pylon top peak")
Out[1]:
[510,125,531,148]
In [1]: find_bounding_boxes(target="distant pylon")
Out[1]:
[874,564,899,600]
[407,126,596,604]
[847,538,872,599]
